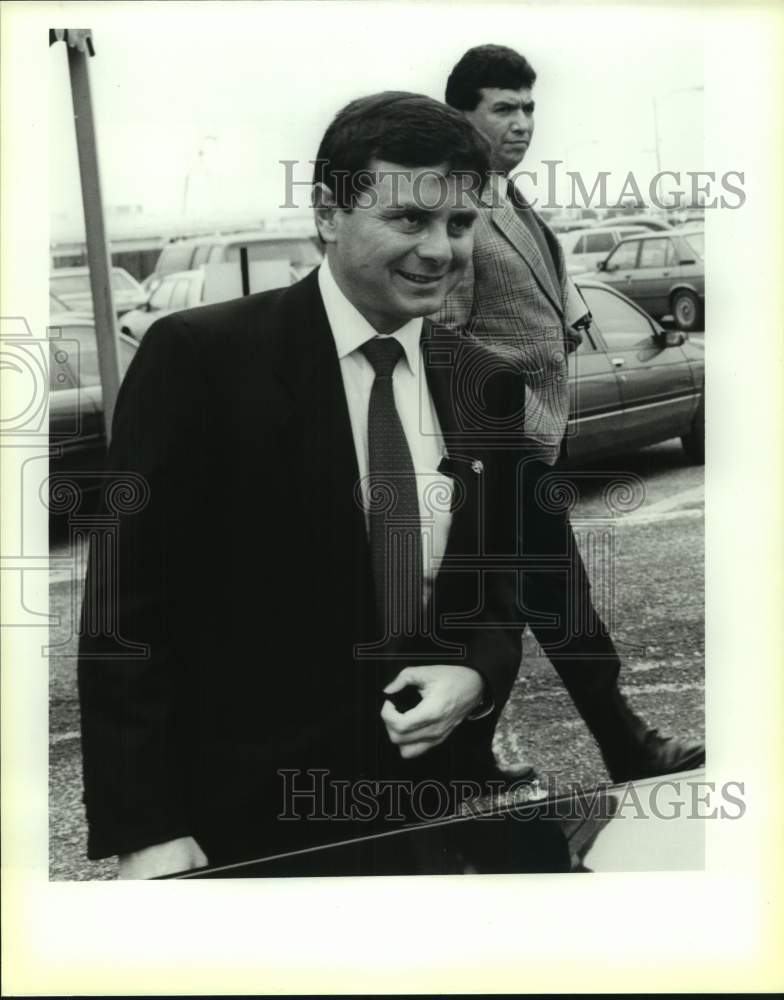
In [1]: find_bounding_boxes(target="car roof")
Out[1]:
[565,224,647,240]
[596,214,670,227]
[161,228,316,250]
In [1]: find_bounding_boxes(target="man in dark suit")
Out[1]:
[440,45,705,782]
[77,92,569,878]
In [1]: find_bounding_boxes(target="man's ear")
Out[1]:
[313,182,340,244]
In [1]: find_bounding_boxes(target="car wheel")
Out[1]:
[672,289,701,332]
[681,395,705,464]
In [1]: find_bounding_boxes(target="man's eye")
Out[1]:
[397,212,423,228]
[449,216,475,235]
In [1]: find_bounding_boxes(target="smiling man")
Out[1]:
[77,91,570,878]
[440,45,704,785]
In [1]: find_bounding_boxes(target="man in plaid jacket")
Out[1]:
[439,44,704,782]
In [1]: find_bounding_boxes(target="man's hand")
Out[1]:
[381,665,485,759]
[118,836,208,880]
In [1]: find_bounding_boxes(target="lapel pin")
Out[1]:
[471,459,484,475]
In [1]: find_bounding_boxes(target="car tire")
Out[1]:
[671,289,702,332]
[681,395,705,464]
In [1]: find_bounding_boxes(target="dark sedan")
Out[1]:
[567,278,704,464]
[594,231,704,332]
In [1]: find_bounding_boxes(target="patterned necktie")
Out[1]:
[360,337,423,640]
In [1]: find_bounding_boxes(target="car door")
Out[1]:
[598,238,641,294]
[632,236,673,318]
[580,285,699,448]
[565,320,626,463]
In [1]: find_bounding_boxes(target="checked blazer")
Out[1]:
[437,174,588,465]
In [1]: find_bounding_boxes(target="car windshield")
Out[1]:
[683,232,704,260]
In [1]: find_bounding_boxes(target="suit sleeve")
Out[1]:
[445,350,530,715]
[77,315,212,859]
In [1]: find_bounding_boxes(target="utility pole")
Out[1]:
[51,29,120,442]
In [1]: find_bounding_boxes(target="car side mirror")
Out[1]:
[655,326,686,347]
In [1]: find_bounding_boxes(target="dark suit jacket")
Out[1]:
[77,270,540,864]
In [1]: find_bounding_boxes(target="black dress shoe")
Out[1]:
[583,687,705,783]
[607,730,705,783]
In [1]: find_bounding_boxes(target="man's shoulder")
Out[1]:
[145,281,301,358]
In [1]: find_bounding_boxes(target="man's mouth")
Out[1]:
[397,270,445,286]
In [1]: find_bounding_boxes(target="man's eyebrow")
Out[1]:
[492,99,536,112]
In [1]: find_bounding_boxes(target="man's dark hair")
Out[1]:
[313,91,490,208]
[445,45,537,111]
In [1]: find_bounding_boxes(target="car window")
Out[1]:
[572,235,585,254]
[207,244,225,263]
[580,286,653,349]
[168,278,191,310]
[155,243,196,276]
[584,232,616,253]
[683,232,704,260]
[606,240,640,270]
[638,238,669,268]
[191,244,213,268]
[148,276,177,310]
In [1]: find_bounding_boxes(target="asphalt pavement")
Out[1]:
[48,438,704,880]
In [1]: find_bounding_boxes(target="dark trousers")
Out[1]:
[521,461,622,719]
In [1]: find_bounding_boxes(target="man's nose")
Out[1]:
[416,225,452,266]
[510,110,531,132]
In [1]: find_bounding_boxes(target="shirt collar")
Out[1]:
[318,256,423,376]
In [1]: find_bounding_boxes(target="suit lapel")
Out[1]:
[483,177,564,317]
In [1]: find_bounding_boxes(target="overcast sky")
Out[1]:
[49,1,705,236]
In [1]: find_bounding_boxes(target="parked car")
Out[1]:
[49,266,147,317]
[48,314,139,484]
[147,229,322,285]
[594,231,704,331]
[120,268,205,341]
[594,214,673,232]
[559,225,647,271]
[567,277,704,464]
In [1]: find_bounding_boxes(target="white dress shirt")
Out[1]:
[318,258,453,606]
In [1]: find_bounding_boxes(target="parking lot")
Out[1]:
[49,437,704,881]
